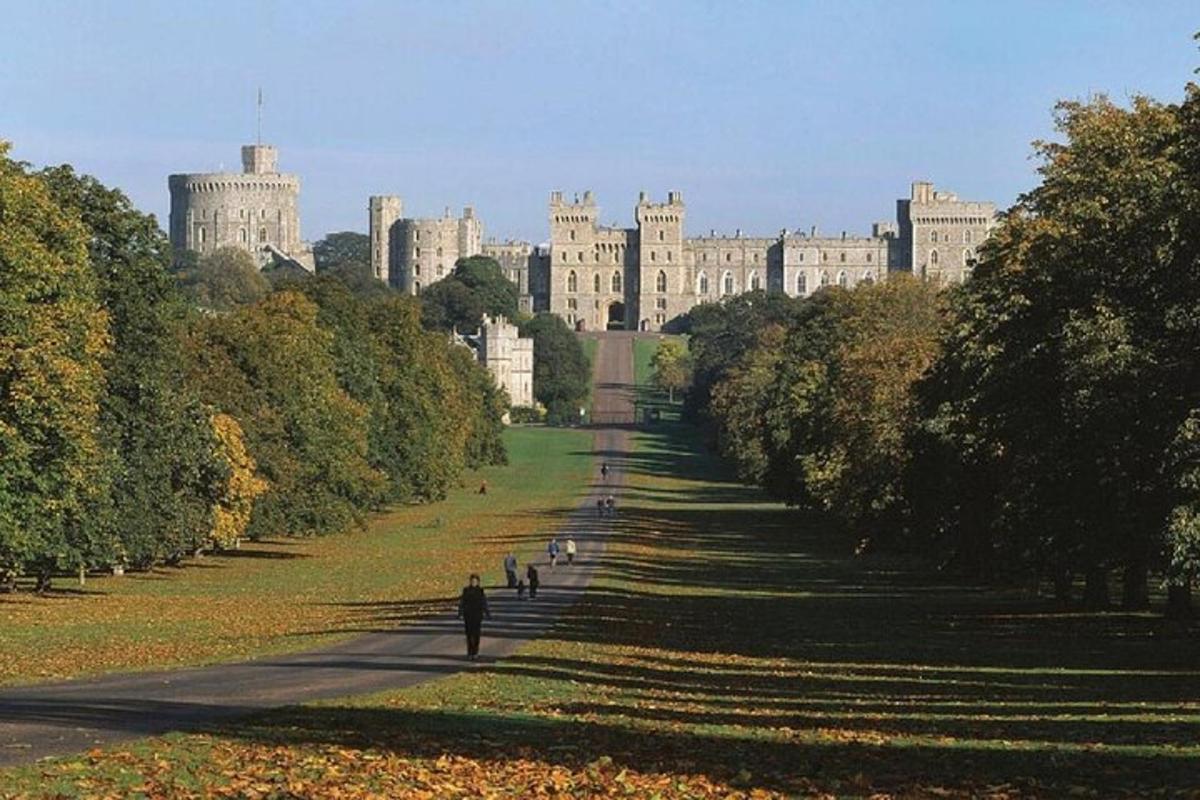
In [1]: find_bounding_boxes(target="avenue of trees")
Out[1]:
[685,84,1200,618]
[0,148,506,590]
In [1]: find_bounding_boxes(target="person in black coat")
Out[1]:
[456,573,491,660]
[526,563,540,599]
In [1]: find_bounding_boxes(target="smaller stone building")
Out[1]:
[369,196,482,292]
[475,315,534,410]
[168,144,314,270]
[480,240,537,314]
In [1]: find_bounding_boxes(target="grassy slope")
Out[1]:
[579,335,599,416]
[0,427,592,687]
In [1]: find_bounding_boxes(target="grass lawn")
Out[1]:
[8,416,1198,798]
[0,426,592,688]
[579,335,599,417]
[634,333,687,423]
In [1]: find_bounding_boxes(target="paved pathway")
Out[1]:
[0,334,637,767]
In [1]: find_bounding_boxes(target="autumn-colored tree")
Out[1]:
[0,144,110,591]
[650,338,691,402]
[209,413,269,548]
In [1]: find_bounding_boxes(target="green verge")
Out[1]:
[0,427,592,687]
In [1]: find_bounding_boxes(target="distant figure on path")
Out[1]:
[456,574,491,661]
[503,552,518,588]
[548,538,561,568]
[596,498,605,518]
[600,462,609,481]
[605,494,616,518]
[527,563,540,599]
[566,537,577,565]
[517,578,527,600]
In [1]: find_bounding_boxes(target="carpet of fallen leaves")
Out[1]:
[0,428,592,686]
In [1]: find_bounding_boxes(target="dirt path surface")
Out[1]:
[0,334,635,768]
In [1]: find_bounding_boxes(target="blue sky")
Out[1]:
[2,1,1197,243]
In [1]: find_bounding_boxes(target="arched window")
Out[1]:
[839,252,846,263]
[930,231,939,243]
[238,228,247,243]
[561,251,567,262]
[795,272,807,294]
[819,271,829,287]
[197,226,206,244]
[413,281,421,295]
[749,272,761,291]
[612,272,622,293]
[657,230,664,242]
[866,252,872,262]
[963,230,973,244]
[962,248,974,266]
[569,230,576,241]
[258,227,267,243]
[594,252,600,262]
[614,251,620,263]
[722,271,734,295]
[698,272,709,294]
[577,252,583,262]
[666,251,672,262]
[568,271,578,292]
[436,247,443,257]
[650,251,657,262]
[837,271,848,288]
[725,252,732,262]
[930,249,939,265]
[593,273,601,292]
[656,270,667,292]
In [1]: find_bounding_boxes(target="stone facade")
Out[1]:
[479,240,537,314]
[541,181,993,331]
[476,315,534,409]
[368,196,482,293]
[168,145,314,270]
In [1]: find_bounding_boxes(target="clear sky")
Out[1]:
[2,1,1197,244]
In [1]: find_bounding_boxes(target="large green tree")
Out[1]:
[178,246,270,311]
[0,146,110,590]
[519,313,590,425]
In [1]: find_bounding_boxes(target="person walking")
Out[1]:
[565,537,577,565]
[600,462,609,481]
[596,497,605,518]
[503,552,518,588]
[526,563,540,599]
[456,574,491,661]
[605,494,616,518]
[548,537,561,568]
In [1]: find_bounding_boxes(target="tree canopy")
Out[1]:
[519,313,590,425]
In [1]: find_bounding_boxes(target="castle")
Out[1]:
[169,144,315,271]
[457,315,534,410]
[370,181,995,332]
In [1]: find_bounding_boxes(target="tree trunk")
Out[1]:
[1166,582,1193,621]
[1083,566,1110,610]
[1121,562,1149,610]
[35,572,52,595]
[1053,569,1073,606]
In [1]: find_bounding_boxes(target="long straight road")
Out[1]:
[0,334,637,767]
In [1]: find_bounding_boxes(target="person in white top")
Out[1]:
[565,538,577,565]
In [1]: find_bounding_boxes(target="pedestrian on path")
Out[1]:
[517,578,527,600]
[566,537,577,565]
[503,552,518,588]
[548,537,561,568]
[601,462,609,481]
[456,574,491,661]
[596,498,605,518]
[527,563,540,599]
[605,494,616,518]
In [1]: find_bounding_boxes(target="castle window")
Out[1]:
[750,272,761,291]
[722,271,734,295]
[930,249,939,265]
[415,230,420,241]
[570,230,576,242]
[703,253,708,262]
[963,230,973,244]
[963,248,974,266]
[261,209,266,219]
[796,272,807,295]
[656,270,667,292]
[819,271,829,287]
[437,264,444,277]
[930,231,938,243]
[238,228,247,243]
[415,264,421,276]
[568,271,578,292]
[656,297,667,310]
[698,272,709,294]
[614,251,620,263]
[866,253,872,262]
[666,251,672,262]
[239,209,246,219]
[840,252,846,263]
[561,251,567,262]
[725,253,731,263]
[437,247,443,257]
[658,230,664,242]
[197,226,207,244]
[862,271,875,284]
[822,251,828,262]
[798,252,805,262]
[837,271,848,288]
[650,251,656,262]
[594,252,600,262]
[259,227,268,243]
[612,272,622,293]
[594,273,601,292]
[567,298,577,310]
[414,281,421,295]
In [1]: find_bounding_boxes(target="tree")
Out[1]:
[178,246,269,311]
[209,413,268,549]
[39,164,228,568]
[0,145,110,591]
[453,255,518,319]
[519,313,591,425]
[313,231,370,271]
[421,277,486,332]
[650,338,691,402]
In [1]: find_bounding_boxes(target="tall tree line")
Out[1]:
[0,147,506,590]
[685,81,1200,618]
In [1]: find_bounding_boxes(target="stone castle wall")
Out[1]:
[168,145,313,270]
[368,198,482,293]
